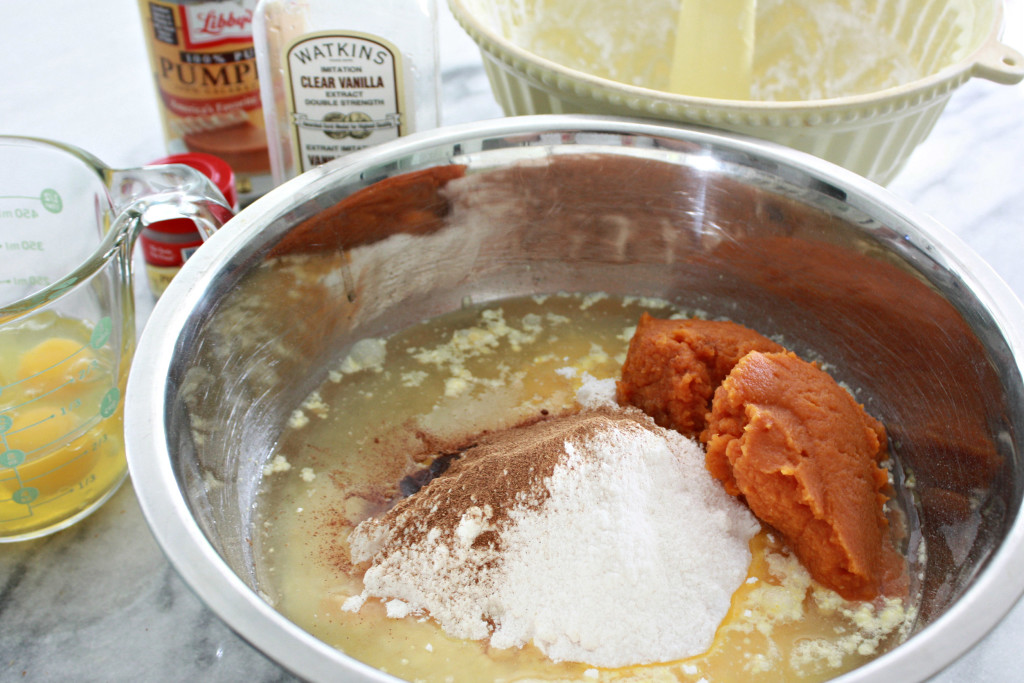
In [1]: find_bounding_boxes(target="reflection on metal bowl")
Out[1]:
[125,115,1024,682]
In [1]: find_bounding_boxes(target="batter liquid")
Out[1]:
[253,293,919,682]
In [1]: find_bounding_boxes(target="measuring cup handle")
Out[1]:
[110,163,235,244]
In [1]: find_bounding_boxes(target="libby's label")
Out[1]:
[178,2,255,48]
[143,0,261,121]
[284,32,405,173]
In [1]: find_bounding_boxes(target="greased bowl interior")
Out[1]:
[448,0,1024,184]
[126,116,1024,683]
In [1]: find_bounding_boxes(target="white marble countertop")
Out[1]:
[1,1,1023,681]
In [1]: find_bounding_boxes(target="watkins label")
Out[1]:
[284,32,405,173]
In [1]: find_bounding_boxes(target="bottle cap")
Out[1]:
[148,152,238,212]
[141,152,237,253]
[141,153,238,296]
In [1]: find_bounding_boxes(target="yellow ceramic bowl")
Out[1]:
[449,0,1024,184]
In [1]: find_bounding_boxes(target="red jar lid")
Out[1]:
[148,152,239,215]
[141,152,238,271]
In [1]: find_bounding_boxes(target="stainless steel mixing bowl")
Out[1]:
[125,115,1024,682]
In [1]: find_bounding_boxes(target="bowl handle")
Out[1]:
[971,39,1024,85]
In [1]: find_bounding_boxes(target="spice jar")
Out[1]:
[140,152,238,298]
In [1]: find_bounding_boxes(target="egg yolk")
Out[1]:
[1,337,108,497]
[0,317,128,538]
[15,337,98,402]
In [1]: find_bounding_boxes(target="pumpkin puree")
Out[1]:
[616,314,783,437]
[618,316,906,601]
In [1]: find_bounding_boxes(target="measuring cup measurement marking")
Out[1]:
[0,407,113,518]
[0,188,64,215]
[6,411,61,439]
[0,482,78,521]
[0,388,121,443]
[0,451,25,484]
[1,341,91,393]
[0,426,107,479]
[1,388,115,453]
[0,336,101,417]
[0,501,34,523]
[0,400,101,460]
[0,188,66,299]
[0,315,113,396]
[6,415,102,456]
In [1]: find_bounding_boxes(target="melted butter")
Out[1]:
[253,292,917,682]
[685,533,915,680]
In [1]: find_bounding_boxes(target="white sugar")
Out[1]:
[574,372,618,409]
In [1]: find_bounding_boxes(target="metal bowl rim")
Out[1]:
[125,113,1024,683]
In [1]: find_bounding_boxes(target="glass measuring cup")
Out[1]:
[0,136,232,542]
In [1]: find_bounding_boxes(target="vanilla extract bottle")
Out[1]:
[253,0,440,184]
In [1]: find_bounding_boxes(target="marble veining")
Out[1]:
[2,1,1023,681]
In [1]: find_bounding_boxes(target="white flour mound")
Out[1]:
[488,421,759,665]
[347,399,759,667]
